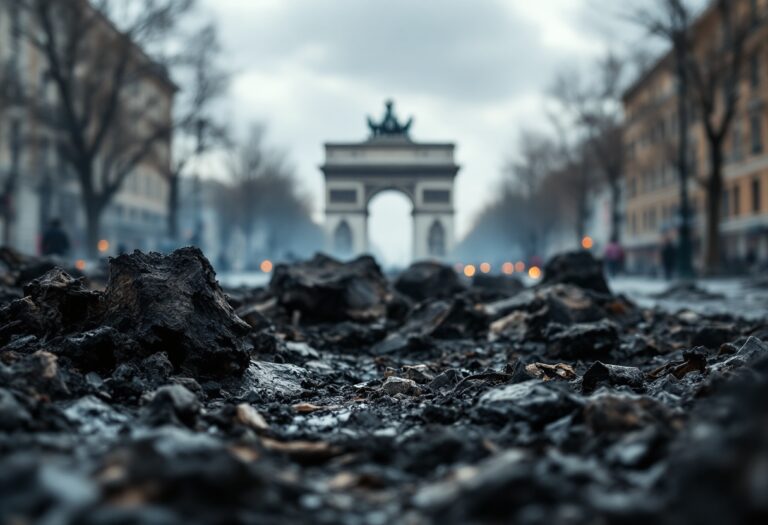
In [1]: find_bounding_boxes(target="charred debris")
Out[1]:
[1,247,767,524]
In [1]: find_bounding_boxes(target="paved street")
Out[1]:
[610,276,768,319]
[219,270,768,321]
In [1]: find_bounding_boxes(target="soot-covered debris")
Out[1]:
[1,248,767,525]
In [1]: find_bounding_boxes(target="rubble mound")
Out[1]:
[0,245,85,289]
[542,249,611,293]
[1,247,768,524]
[102,248,251,377]
[394,261,466,301]
[270,254,391,322]
[471,273,523,299]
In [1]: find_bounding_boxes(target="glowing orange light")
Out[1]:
[502,262,514,275]
[528,266,542,279]
[260,259,273,273]
[97,239,109,253]
[75,259,86,271]
[581,236,594,250]
[514,261,525,273]
[479,262,491,274]
[463,264,476,278]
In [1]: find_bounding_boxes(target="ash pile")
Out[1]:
[1,248,768,525]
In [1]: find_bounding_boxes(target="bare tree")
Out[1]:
[507,131,557,198]
[14,0,194,257]
[551,53,626,242]
[459,124,602,261]
[687,0,753,273]
[164,23,229,241]
[504,130,568,257]
[226,124,271,259]
[629,0,696,278]
[221,124,318,263]
[546,102,601,246]
[0,4,26,245]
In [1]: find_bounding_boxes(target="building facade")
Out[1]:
[321,101,459,262]
[623,0,768,273]
[0,2,173,258]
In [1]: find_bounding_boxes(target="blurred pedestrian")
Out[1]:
[41,218,70,257]
[603,236,624,277]
[661,235,676,280]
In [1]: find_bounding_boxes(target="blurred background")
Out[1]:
[1,0,766,283]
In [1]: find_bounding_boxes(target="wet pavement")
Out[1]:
[1,248,767,524]
[611,276,768,319]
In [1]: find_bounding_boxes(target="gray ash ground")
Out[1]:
[1,247,768,524]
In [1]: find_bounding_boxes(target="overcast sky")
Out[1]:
[199,0,637,265]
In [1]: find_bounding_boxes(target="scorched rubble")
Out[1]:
[0,248,767,524]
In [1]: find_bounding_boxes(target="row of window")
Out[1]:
[329,188,451,205]
[629,103,764,161]
[111,204,165,226]
[628,43,766,159]
[629,175,764,235]
[629,203,681,235]
[124,171,166,201]
[628,164,676,198]
[728,111,764,161]
[723,176,763,217]
[629,111,764,200]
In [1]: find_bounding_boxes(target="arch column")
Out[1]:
[412,211,454,260]
[411,179,455,261]
[324,212,367,257]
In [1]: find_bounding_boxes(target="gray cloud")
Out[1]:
[214,0,572,102]
[202,0,609,260]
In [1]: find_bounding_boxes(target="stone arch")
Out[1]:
[334,220,353,255]
[322,102,458,262]
[427,219,446,257]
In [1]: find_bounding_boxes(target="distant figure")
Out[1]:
[41,218,70,257]
[603,237,625,277]
[116,242,128,255]
[661,236,676,280]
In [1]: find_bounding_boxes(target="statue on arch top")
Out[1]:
[367,99,413,138]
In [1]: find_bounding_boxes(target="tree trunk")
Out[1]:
[610,178,622,242]
[1,175,17,247]
[243,223,254,268]
[1,196,12,247]
[674,38,695,279]
[704,145,723,274]
[84,199,103,260]
[167,174,180,240]
[38,174,52,243]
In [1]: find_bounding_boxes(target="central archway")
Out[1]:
[367,189,413,268]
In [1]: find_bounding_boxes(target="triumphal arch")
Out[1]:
[321,100,459,261]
